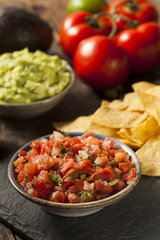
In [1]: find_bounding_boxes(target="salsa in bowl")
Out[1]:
[8,131,141,217]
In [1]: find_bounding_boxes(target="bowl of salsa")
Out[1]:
[8,131,141,217]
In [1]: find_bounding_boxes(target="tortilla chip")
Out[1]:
[132,81,155,92]
[136,131,160,176]
[53,115,92,132]
[107,99,128,111]
[88,122,119,138]
[91,106,148,128]
[131,116,159,143]
[133,83,160,125]
[117,128,143,149]
[123,92,144,112]
[101,100,110,107]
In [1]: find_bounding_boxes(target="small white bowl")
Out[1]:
[0,64,74,119]
[8,132,141,217]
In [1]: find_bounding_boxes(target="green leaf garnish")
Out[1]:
[57,129,69,136]
[120,176,125,181]
[65,170,77,180]
[94,164,100,170]
[79,173,86,180]
[48,151,52,156]
[31,183,35,189]
[24,173,29,181]
[88,154,95,163]
[87,189,94,199]
[48,174,63,186]
[80,192,87,202]
[111,159,115,164]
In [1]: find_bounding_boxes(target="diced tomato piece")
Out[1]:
[50,191,66,203]
[102,166,116,180]
[15,163,24,174]
[18,150,27,157]
[30,140,41,154]
[61,157,75,173]
[113,179,126,193]
[14,156,26,167]
[65,168,78,182]
[27,179,51,198]
[123,168,136,182]
[70,137,84,154]
[69,179,84,192]
[94,179,113,194]
[118,160,132,173]
[68,193,80,203]
[78,160,94,174]
[18,162,38,183]
[37,170,53,188]
[115,149,127,163]
[95,193,110,200]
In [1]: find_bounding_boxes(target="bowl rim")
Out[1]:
[8,132,141,210]
[0,64,74,107]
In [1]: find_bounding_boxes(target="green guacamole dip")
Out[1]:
[0,48,71,103]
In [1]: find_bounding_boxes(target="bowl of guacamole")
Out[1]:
[0,48,74,119]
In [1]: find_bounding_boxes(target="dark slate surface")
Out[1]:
[1,153,160,240]
[1,66,160,240]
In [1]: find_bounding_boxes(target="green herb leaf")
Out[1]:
[57,129,69,136]
[48,174,63,186]
[31,183,35,189]
[80,192,87,202]
[111,159,115,165]
[120,176,125,181]
[87,189,93,199]
[24,173,29,181]
[65,171,77,180]
[22,160,28,164]
[79,173,86,181]
[88,154,95,163]
[48,151,52,156]
[94,164,100,170]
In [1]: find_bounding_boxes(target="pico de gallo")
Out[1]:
[14,131,136,203]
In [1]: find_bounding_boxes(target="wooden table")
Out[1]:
[0,0,160,239]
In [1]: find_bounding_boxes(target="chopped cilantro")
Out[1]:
[31,183,35,189]
[79,173,86,180]
[111,159,115,165]
[59,143,67,154]
[80,192,87,202]
[22,160,28,164]
[24,173,29,181]
[65,171,77,180]
[120,176,125,181]
[57,129,69,136]
[88,154,95,163]
[87,189,93,199]
[48,151,52,156]
[48,174,63,186]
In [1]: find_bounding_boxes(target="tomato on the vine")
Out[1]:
[114,21,160,73]
[59,10,111,58]
[107,0,158,32]
[73,35,131,90]
[67,0,107,14]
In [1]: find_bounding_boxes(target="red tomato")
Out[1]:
[107,0,158,32]
[73,35,130,90]
[59,10,111,58]
[114,21,160,73]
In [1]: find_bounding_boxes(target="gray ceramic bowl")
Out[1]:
[0,65,74,119]
[8,132,141,217]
